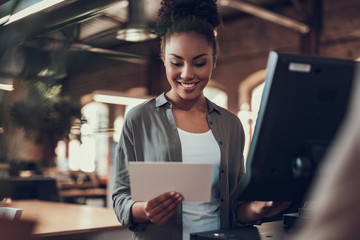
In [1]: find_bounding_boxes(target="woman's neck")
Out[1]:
[165,92,208,112]
[166,93,210,133]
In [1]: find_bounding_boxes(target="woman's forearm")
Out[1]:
[131,202,149,223]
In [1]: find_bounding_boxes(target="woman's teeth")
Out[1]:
[180,82,196,88]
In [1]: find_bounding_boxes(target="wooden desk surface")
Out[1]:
[257,220,290,239]
[6,200,124,238]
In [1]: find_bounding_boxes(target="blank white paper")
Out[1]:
[129,162,213,202]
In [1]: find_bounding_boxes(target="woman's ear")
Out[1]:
[213,57,218,69]
[163,57,167,68]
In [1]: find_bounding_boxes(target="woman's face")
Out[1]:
[164,32,216,102]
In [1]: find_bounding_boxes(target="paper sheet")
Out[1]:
[0,207,23,220]
[129,162,213,202]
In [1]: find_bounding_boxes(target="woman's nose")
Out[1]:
[180,65,194,79]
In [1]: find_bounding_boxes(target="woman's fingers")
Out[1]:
[250,201,273,217]
[263,201,292,218]
[144,191,183,226]
[150,200,180,226]
[252,201,292,219]
[147,191,179,208]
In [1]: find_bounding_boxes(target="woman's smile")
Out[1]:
[178,81,199,90]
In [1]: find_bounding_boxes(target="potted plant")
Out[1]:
[0,43,81,176]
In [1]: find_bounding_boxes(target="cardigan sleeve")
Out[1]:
[112,117,149,232]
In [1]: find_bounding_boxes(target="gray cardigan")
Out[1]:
[112,93,246,240]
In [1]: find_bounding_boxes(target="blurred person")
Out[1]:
[289,63,360,240]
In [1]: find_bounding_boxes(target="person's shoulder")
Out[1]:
[208,100,240,121]
[124,98,157,120]
[219,106,238,119]
[208,100,243,132]
[221,109,242,127]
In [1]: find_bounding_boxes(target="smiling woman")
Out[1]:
[163,32,216,129]
[112,1,291,240]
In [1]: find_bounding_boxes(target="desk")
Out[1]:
[257,220,290,239]
[6,200,132,240]
[59,188,107,206]
[59,188,107,199]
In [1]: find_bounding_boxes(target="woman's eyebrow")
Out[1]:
[169,53,208,60]
[193,53,208,60]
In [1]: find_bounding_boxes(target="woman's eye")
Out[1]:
[195,62,206,67]
[171,61,182,67]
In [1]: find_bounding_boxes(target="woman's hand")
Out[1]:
[237,201,291,224]
[131,191,184,226]
[250,201,291,219]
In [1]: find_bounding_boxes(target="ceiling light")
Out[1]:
[93,93,150,106]
[116,28,157,42]
[115,0,157,42]
[0,76,14,91]
[0,83,14,91]
[90,90,154,106]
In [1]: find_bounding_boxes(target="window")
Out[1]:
[67,102,109,177]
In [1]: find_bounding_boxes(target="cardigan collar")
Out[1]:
[155,92,221,115]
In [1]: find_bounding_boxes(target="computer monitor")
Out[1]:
[231,51,357,203]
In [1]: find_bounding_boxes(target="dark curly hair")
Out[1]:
[156,0,222,60]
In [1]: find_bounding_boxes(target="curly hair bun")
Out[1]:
[157,0,222,36]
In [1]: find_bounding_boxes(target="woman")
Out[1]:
[112,1,289,239]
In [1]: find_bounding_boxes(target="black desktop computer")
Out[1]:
[190,226,260,240]
[190,51,358,239]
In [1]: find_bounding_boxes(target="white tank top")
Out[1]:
[177,128,221,240]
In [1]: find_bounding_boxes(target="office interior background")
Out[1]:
[0,0,360,209]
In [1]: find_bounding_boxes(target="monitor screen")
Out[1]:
[231,51,357,203]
